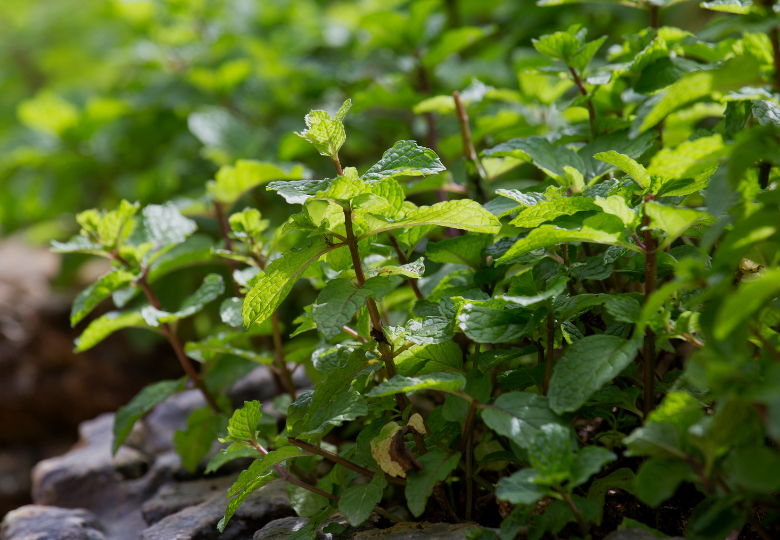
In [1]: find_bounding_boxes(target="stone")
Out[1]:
[0,505,107,540]
[141,475,236,525]
[253,515,377,540]
[140,480,294,540]
[31,414,177,540]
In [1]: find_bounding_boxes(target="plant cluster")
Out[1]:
[54,1,780,539]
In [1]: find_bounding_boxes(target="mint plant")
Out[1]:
[55,2,780,539]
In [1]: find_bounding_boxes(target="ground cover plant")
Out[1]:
[49,1,780,539]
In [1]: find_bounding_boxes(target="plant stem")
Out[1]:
[388,233,424,300]
[213,202,242,296]
[766,2,780,92]
[249,440,338,500]
[116,254,220,413]
[643,195,657,417]
[342,325,367,343]
[333,156,344,176]
[649,4,659,29]
[288,437,407,486]
[567,66,595,139]
[452,91,487,203]
[758,162,771,190]
[561,491,589,537]
[543,307,555,396]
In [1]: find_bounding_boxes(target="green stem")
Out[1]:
[452,91,487,203]
[561,491,589,537]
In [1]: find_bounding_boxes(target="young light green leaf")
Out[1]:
[362,140,445,182]
[143,202,197,250]
[482,392,564,449]
[593,151,651,189]
[367,373,466,398]
[295,99,351,160]
[267,179,333,205]
[594,196,639,229]
[548,334,642,414]
[312,277,393,340]
[532,31,582,62]
[243,239,343,329]
[360,199,501,239]
[224,400,263,443]
[112,379,184,455]
[71,269,136,326]
[205,446,263,475]
[713,268,780,341]
[405,449,461,517]
[208,160,304,205]
[569,36,607,71]
[647,135,728,181]
[74,310,150,353]
[644,201,706,251]
[510,197,598,228]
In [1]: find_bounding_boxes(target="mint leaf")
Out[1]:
[224,400,263,443]
[305,391,368,435]
[205,446,263,475]
[312,276,393,340]
[753,100,780,127]
[405,449,461,517]
[634,458,697,507]
[394,341,463,376]
[593,151,652,189]
[424,234,492,268]
[267,180,333,205]
[361,199,501,238]
[484,137,585,184]
[510,197,598,228]
[141,274,225,326]
[71,269,136,326]
[367,373,466,397]
[243,239,343,328]
[569,447,617,488]
[295,99,351,160]
[74,310,150,353]
[482,392,564,449]
[496,469,545,505]
[207,160,304,205]
[338,481,383,526]
[548,334,642,414]
[112,379,184,454]
[363,140,445,182]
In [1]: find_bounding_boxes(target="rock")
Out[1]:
[141,475,237,525]
[603,530,685,540]
[253,515,377,540]
[31,414,177,540]
[0,505,107,540]
[140,480,294,540]
[353,522,484,540]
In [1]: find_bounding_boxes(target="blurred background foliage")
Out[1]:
[0,0,715,245]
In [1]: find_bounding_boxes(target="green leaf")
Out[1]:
[594,196,639,230]
[366,258,425,279]
[295,99,351,160]
[593,151,651,189]
[495,469,545,505]
[422,25,496,68]
[305,391,368,435]
[243,239,342,329]
[722,446,780,493]
[394,341,463,376]
[424,234,492,268]
[405,449,461,517]
[360,199,501,239]
[605,295,642,323]
[458,304,538,343]
[207,160,304,205]
[338,481,383,526]
[701,0,760,14]
[483,137,585,184]
[362,141,445,182]
[634,457,697,507]
[267,180,333,205]
[112,379,184,455]
[482,392,564,449]
[647,135,728,181]
[367,373,466,398]
[306,350,371,432]
[498,213,636,265]
[713,268,780,341]
[71,269,136,326]
[51,235,105,256]
[143,202,197,251]
[569,447,616,488]
[570,36,607,71]
[624,422,685,459]
[532,31,582,62]
[285,505,338,540]
[219,445,311,532]
[528,424,574,484]
[141,274,225,326]
[229,208,269,240]
[644,201,706,251]
[312,277,393,340]
[74,310,150,353]
[510,197,599,228]
[174,407,224,472]
[224,400,262,443]
[752,100,780,127]
[548,334,642,414]
[205,446,263,474]
[630,56,762,137]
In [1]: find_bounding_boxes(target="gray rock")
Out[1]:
[31,414,178,540]
[0,505,107,540]
[141,475,237,525]
[253,515,377,540]
[604,530,685,540]
[140,480,294,540]
[353,522,483,540]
